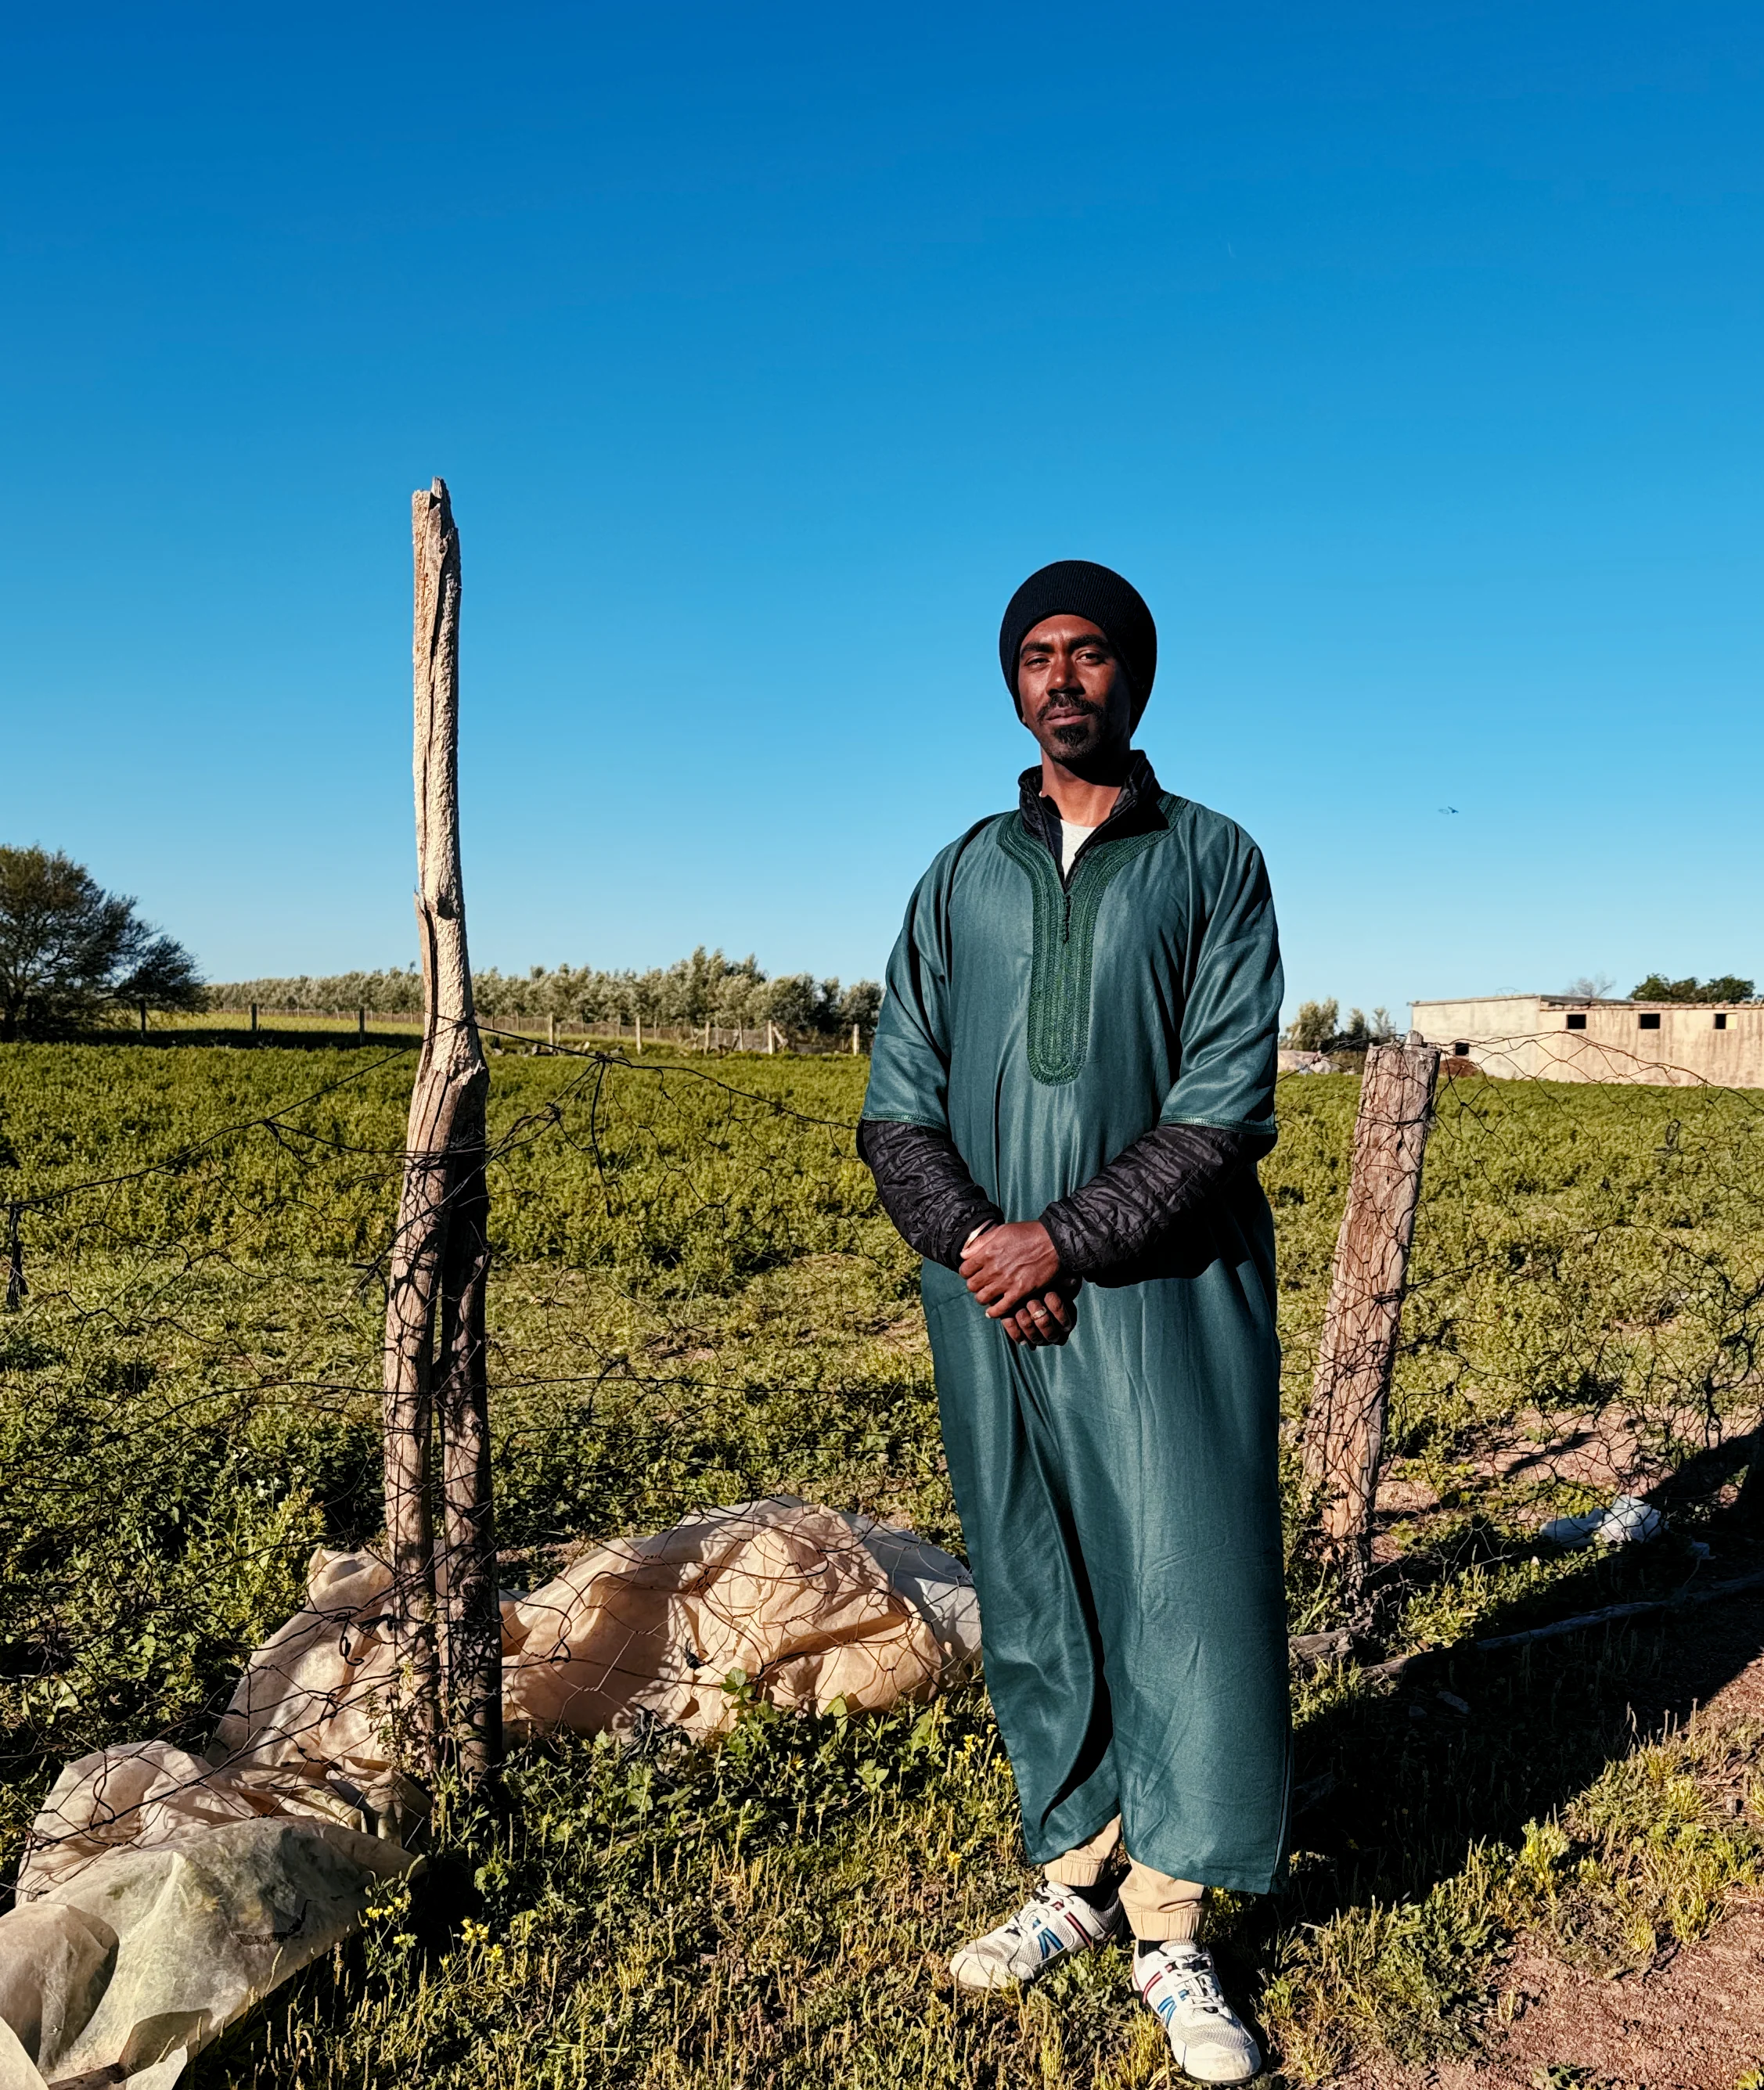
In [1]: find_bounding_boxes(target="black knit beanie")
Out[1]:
[998,559,1157,724]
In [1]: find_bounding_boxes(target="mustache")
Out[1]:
[1035,692,1103,723]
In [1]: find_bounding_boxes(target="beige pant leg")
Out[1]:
[1044,1816,1204,1941]
[1118,1862,1204,1942]
[1043,1815,1121,1887]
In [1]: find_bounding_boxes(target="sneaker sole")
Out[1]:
[1168,2039,1262,2085]
[948,1951,1025,1991]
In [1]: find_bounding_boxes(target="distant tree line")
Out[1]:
[1564,971,1756,1002]
[1629,973,1755,1004]
[0,844,883,1046]
[1280,998,1399,1055]
[210,947,884,1041]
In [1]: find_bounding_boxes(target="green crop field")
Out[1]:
[1,1039,1761,2086]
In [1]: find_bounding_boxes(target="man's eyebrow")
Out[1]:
[1019,629,1113,654]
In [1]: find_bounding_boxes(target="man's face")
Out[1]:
[1015,615,1134,768]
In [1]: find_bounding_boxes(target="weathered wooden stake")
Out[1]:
[1301,1039,1442,1588]
[1733,1439,1764,1532]
[381,478,500,1783]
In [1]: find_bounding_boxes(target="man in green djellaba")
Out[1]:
[859,561,1286,2083]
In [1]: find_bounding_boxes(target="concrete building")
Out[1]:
[1409,995,1764,1088]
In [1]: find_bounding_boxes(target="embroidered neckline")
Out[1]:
[997,796,1178,1084]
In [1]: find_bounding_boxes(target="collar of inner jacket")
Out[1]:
[1017,746,1165,878]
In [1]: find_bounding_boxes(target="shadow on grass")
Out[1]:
[1259,1520,1764,1964]
[104,1024,422,1052]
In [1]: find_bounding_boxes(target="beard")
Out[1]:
[1044,706,1103,754]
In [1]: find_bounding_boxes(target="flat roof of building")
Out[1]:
[1413,994,1758,1009]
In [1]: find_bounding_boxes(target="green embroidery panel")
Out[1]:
[995,801,1174,1085]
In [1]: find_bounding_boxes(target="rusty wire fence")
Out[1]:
[0,1019,1762,2077]
[1283,1031,1764,1662]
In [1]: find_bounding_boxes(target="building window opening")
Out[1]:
[1639,1013,1661,1030]
[1715,1012,1728,1031]
[1452,1041,1470,1057]
[1565,1013,1587,1030]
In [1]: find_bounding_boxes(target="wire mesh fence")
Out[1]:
[187,1008,872,1056]
[0,1022,1761,2081]
[0,1037,944,1856]
[1280,1030,1764,1652]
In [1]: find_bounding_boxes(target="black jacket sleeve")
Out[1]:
[857,1120,1004,1272]
[1039,1124,1258,1281]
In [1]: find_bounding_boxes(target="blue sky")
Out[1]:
[2,4,1759,1019]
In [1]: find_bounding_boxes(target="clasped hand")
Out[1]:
[959,1221,1079,1346]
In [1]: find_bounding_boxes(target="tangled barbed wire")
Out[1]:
[0,1021,1761,2082]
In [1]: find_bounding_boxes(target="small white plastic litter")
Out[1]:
[1539,1492,1665,1549]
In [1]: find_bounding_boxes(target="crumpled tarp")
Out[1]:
[0,1498,977,2088]
[0,1761,416,2090]
[501,1497,956,1737]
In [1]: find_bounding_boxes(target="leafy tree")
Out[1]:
[1283,998,1338,1052]
[834,979,883,1038]
[1630,973,1755,1004]
[762,973,883,1042]
[0,847,203,1041]
[1334,1006,1400,1049]
[1283,998,1400,1056]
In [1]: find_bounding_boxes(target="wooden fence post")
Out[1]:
[1301,1038,1442,1590]
[5,1204,25,1313]
[1734,1447,1764,1532]
[381,478,500,1784]
[358,1007,366,1043]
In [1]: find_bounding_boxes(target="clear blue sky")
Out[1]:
[3,4,1759,1020]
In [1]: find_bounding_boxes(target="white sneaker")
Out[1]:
[948,1880,1125,1990]
[1133,1941,1262,2082]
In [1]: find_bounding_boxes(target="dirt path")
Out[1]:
[1331,1589,1764,2090]
[1420,1908,1764,2090]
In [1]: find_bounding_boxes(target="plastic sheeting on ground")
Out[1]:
[501,1498,959,1738]
[0,1499,977,2088]
[0,1793,416,2090]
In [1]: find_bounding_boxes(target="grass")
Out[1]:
[1,1041,1762,2083]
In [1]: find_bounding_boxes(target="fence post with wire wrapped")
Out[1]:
[381,477,501,1784]
[1301,1036,1442,1588]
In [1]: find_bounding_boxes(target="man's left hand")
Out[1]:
[961,1221,1063,1320]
